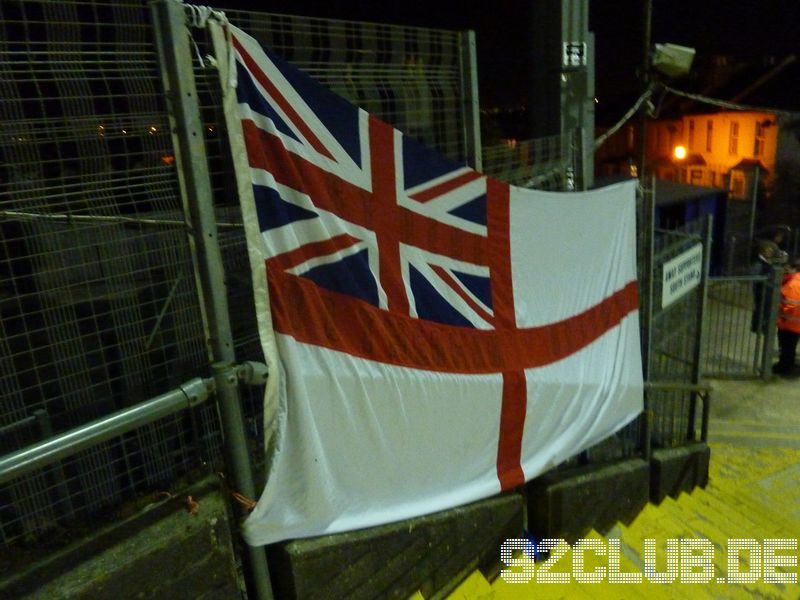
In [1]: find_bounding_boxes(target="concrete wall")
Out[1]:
[0,477,242,600]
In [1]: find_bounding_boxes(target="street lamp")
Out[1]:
[673,145,687,160]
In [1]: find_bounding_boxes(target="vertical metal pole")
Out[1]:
[761,266,783,379]
[562,0,592,190]
[150,2,273,598]
[638,0,652,182]
[643,176,657,381]
[641,178,656,461]
[583,31,595,189]
[459,30,482,172]
[688,215,712,439]
[529,0,593,189]
[748,166,760,248]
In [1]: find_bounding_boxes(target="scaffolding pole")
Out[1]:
[150,1,273,598]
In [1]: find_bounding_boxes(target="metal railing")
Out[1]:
[644,381,711,460]
[702,272,781,379]
[0,2,485,593]
[0,2,716,596]
[1,0,212,547]
[0,377,212,486]
[646,217,711,450]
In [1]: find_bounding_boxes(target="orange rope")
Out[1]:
[216,471,258,511]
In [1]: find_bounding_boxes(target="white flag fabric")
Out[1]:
[211,21,643,546]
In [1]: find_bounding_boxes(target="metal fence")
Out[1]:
[0,2,693,594]
[0,0,483,559]
[0,0,220,548]
[481,132,577,190]
[217,8,480,167]
[563,203,715,468]
[702,274,780,379]
[646,218,711,448]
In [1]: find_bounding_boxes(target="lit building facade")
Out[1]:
[647,111,779,200]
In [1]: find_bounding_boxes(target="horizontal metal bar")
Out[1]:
[1,17,149,26]
[0,377,213,486]
[0,210,243,230]
[645,380,712,395]
[709,276,770,284]
[0,51,155,57]
[3,93,161,101]
[227,10,460,36]
[0,414,38,437]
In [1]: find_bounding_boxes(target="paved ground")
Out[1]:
[437,373,800,599]
[709,374,800,448]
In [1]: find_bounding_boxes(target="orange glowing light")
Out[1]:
[673,145,687,160]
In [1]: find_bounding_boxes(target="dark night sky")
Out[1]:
[209,1,799,114]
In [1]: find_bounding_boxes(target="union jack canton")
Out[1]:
[231,34,495,334]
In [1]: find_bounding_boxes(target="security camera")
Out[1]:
[652,43,696,78]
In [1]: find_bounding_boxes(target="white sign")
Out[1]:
[562,42,587,68]
[662,243,703,308]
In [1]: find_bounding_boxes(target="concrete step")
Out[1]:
[703,484,796,537]
[441,571,493,599]
[676,489,767,540]
[440,440,800,599]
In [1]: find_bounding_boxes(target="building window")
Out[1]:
[690,168,703,184]
[688,119,695,150]
[728,121,739,155]
[754,121,765,156]
[706,120,713,152]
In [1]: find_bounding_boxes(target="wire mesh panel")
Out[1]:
[220,9,473,163]
[0,0,213,545]
[481,133,575,189]
[0,402,220,549]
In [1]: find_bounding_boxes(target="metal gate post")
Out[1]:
[688,215,712,439]
[761,266,783,379]
[641,178,656,458]
[150,1,273,598]
[459,29,482,171]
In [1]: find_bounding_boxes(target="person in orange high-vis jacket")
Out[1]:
[774,259,800,375]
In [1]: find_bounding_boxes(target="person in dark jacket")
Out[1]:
[751,242,780,334]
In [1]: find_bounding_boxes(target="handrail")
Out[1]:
[644,380,711,395]
[0,377,212,486]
